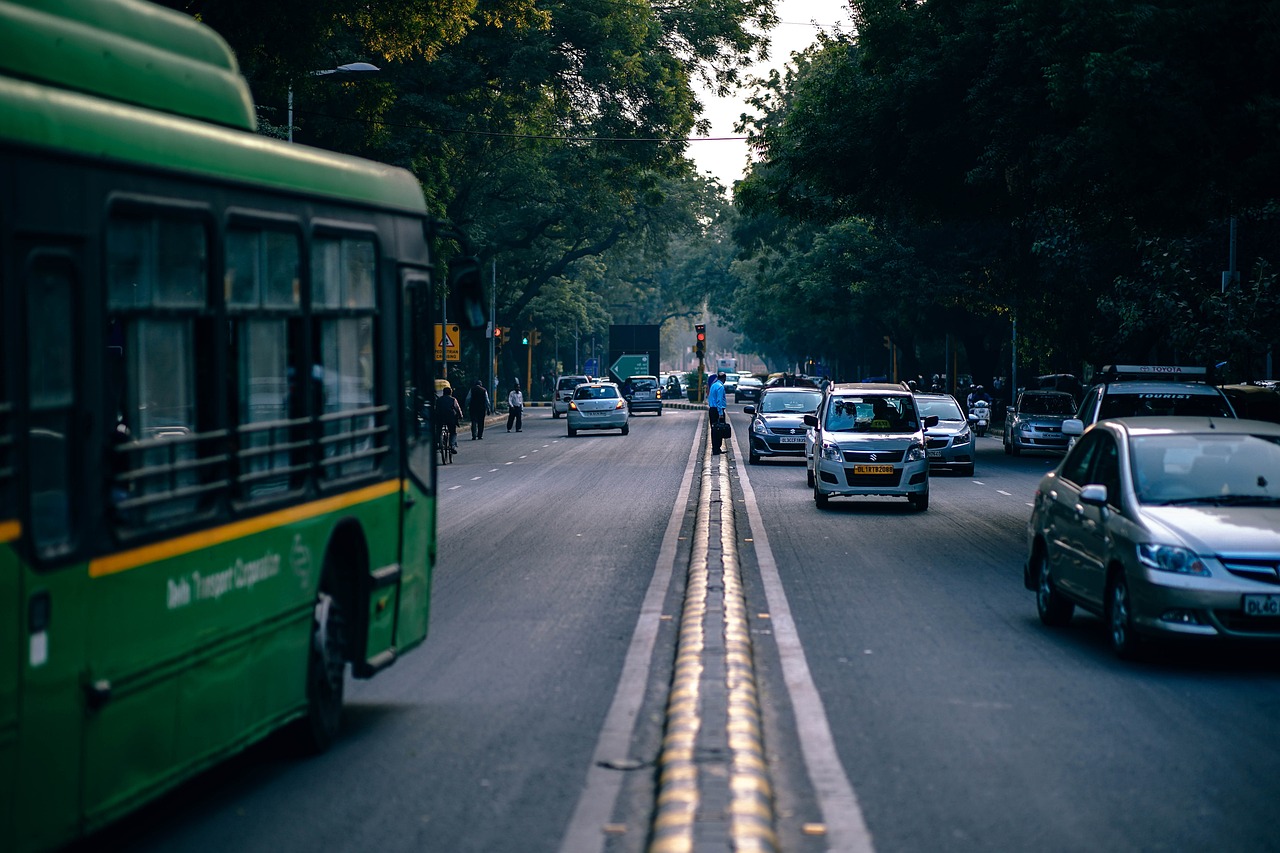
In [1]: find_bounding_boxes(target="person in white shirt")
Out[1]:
[506,381,524,432]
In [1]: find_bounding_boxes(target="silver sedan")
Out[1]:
[1025,417,1280,658]
[566,382,630,436]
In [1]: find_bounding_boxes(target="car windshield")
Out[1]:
[1131,433,1280,505]
[1099,390,1233,420]
[760,390,823,414]
[740,378,761,387]
[824,395,919,432]
[915,398,964,421]
[630,378,657,391]
[558,377,587,391]
[574,385,617,400]
[1019,394,1076,415]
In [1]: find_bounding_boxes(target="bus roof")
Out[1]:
[1,0,255,131]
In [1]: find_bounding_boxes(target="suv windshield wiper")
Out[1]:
[1155,495,1280,507]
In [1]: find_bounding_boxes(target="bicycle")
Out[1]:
[439,424,452,465]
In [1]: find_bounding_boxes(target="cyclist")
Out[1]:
[435,386,463,454]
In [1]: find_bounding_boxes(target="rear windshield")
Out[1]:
[630,378,657,391]
[574,385,618,400]
[1099,391,1233,420]
[824,395,919,432]
[558,376,588,391]
[760,390,822,414]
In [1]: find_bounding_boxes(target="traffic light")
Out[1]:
[495,326,505,352]
[521,332,529,345]
[695,324,706,359]
[531,329,542,346]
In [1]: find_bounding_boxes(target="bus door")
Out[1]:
[396,270,434,648]
[11,244,85,850]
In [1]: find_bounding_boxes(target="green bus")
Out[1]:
[0,1,454,848]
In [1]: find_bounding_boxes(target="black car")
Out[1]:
[734,376,763,403]
[743,386,824,465]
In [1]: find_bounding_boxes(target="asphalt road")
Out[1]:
[84,405,1280,853]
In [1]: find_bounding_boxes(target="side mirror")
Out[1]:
[1062,418,1084,437]
[743,406,756,415]
[803,414,818,427]
[1080,483,1108,506]
[923,415,939,428]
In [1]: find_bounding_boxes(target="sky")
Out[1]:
[688,0,852,190]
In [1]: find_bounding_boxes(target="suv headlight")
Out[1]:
[1137,544,1210,576]
[905,443,926,462]
[820,442,843,462]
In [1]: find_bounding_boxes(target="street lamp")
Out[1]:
[288,62,380,143]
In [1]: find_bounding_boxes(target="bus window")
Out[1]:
[226,225,302,499]
[26,253,77,557]
[312,235,381,479]
[106,211,215,526]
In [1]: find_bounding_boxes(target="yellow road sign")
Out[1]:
[434,324,461,362]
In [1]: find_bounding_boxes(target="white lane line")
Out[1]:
[448,485,461,490]
[519,455,528,459]
[505,461,515,465]
[489,469,498,472]
[471,477,482,481]
[997,490,1013,496]
[531,449,539,453]
[558,423,703,853]
[734,435,876,852]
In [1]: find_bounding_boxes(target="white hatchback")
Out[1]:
[804,384,937,510]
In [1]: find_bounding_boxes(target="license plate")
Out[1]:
[779,436,804,444]
[1242,594,1280,617]
[927,450,942,458]
[853,464,895,475]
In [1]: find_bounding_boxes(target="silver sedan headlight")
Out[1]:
[820,441,843,462]
[1137,544,1210,576]
[953,430,972,445]
[752,419,768,435]
[905,443,926,462]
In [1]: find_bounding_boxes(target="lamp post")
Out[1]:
[288,62,380,143]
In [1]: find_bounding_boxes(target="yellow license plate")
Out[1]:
[853,464,895,475]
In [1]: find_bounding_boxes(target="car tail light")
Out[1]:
[615,400,626,410]
[569,401,578,411]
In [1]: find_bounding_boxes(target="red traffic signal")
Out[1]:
[695,323,706,358]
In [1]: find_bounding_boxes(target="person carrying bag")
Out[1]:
[707,371,728,454]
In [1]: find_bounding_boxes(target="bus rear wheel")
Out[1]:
[295,584,348,753]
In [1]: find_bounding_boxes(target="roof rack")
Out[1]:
[1097,364,1211,383]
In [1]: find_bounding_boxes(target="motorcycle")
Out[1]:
[968,399,991,437]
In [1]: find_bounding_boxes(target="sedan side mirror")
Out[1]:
[1062,418,1084,436]
[803,414,819,427]
[923,415,940,428]
[743,406,756,415]
[1080,483,1108,506]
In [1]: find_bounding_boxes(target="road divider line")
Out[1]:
[558,419,703,853]
[732,427,876,853]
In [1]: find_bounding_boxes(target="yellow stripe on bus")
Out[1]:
[89,480,402,578]
[0,519,20,544]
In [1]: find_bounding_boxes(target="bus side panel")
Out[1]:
[80,526,317,827]
[0,542,18,849]
[351,491,403,666]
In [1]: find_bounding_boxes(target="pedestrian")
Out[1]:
[435,386,462,454]
[467,378,489,440]
[506,381,524,432]
[707,370,727,454]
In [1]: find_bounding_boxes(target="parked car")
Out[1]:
[566,382,630,436]
[624,375,663,415]
[552,374,591,418]
[1025,417,1280,658]
[1064,365,1236,447]
[804,384,938,510]
[1003,390,1076,456]
[743,387,824,465]
[734,376,763,404]
[913,393,975,476]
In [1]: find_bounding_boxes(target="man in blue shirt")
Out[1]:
[707,370,728,454]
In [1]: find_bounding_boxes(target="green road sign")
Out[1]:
[611,354,650,380]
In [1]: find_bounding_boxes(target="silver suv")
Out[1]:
[803,383,938,511]
[552,375,591,418]
[1063,365,1236,445]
